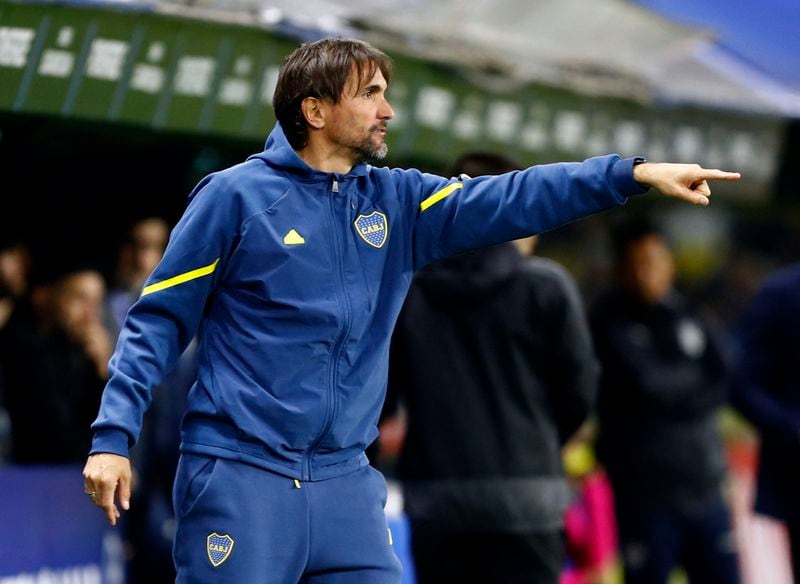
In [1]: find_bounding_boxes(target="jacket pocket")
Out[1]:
[173,454,218,520]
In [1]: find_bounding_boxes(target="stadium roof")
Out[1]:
[158,0,800,118]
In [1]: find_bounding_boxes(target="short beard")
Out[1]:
[351,127,388,163]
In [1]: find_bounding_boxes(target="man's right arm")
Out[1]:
[84,174,240,524]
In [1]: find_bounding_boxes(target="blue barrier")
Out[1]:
[0,465,414,583]
[0,465,124,583]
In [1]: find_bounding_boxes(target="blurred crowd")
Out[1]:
[0,153,798,584]
[0,216,191,580]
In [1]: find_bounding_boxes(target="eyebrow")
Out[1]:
[362,83,384,94]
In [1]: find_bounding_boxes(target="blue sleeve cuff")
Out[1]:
[90,428,131,458]
[611,156,650,199]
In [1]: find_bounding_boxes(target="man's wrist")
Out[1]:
[632,157,649,186]
[90,428,131,458]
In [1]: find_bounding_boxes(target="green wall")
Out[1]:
[0,0,786,198]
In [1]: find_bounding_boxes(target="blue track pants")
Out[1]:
[172,454,402,583]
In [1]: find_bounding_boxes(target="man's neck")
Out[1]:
[296,140,357,175]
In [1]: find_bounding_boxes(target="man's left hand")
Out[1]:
[634,162,741,206]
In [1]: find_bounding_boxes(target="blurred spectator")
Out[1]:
[590,217,740,583]
[103,215,194,584]
[561,424,619,584]
[385,152,599,584]
[0,261,112,463]
[0,234,30,329]
[106,216,170,336]
[731,263,800,582]
[0,234,31,463]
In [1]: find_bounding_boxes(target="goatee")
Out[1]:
[369,143,388,161]
[353,126,389,162]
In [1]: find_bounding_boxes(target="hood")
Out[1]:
[246,123,370,180]
[413,243,523,307]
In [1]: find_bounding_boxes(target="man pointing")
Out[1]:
[84,37,739,583]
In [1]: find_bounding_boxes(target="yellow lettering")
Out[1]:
[360,225,384,234]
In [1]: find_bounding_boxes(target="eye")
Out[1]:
[365,90,374,98]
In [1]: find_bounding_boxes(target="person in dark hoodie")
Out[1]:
[82,37,740,583]
[385,152,599,584]
[590,218,740,584]
[731,263,800,582]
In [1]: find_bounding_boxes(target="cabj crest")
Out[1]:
[354,211,388,248]
[207,532,235,567]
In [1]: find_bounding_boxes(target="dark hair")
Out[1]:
[273,37,393,150]
[448,151,520,178]
[610,215,666,263]
[30,256,101,289]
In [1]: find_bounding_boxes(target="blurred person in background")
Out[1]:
[560,423,619,584]
[81,36,740,583]
[384,151,599,584]
[590,218,740,584]
[0,260,112,463]
[0,234,30,330]
[104,215,195,583]
[731,263,800,582]
[0,234,31,463]
[105,216,170,336]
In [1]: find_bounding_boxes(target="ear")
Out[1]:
[301,97,325,130]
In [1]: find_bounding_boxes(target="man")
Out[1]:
[385,151,599,584]
[0,234,29,330]
[590,219,740,584]
[0,234,30,461]
[2,263,111,463]
[83,37,739,583]
[731,263,800,581]
[105,216,170,335]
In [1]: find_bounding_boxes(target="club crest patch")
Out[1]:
[354,211,388,248]
[207,532,235,567]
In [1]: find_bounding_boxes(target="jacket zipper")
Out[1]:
[302,177,352,480]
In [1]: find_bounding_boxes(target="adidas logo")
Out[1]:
[283,229,305,245]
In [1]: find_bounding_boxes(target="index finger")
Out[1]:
[696,169,741,181]
[96,480,120,526]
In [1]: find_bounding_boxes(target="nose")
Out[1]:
[380,97,394,120]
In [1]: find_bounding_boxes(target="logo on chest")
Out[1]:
[354,211,388,248]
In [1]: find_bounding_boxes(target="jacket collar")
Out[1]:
[248,123,370,181]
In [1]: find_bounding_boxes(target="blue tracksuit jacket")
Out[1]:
[91,123,646,481]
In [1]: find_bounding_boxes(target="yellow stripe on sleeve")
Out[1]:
[419,182,463,212]
[141,258,220,297]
